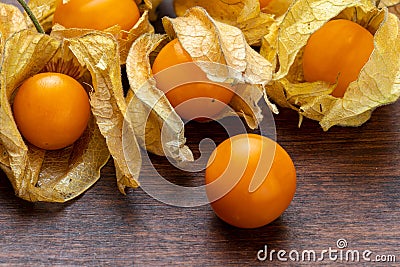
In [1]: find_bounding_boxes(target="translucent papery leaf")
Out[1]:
[68,32,141,193]
[162,7,276,125]
[126,33,193,162]
[137,0,152,11]
[27,0,57,33]
[0,3,28,55]
[273,0,377,80]
[35,118,110,201]
[266,78,335,111]
[0,143,9,167]
[319,11,400,130]
[174,0,276,46]
[260,20,280,70]
[118,10,155,64]
[225,83,265,129]
[263,0,400,130]
[0,30,110,202]
[42,39,88,80]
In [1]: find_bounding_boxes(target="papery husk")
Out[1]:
[261,0,400,130]
[0,29,141,202]
[0,30,109,202]
[0,143,8,167]
[0,0,58,36]
[0,3,28,55]
[163,7,278,123]
[44,0,154,64]
[174,0,276,46]
[27,0,57,32]
[125,7,275,160]
[66,32,141,193]
[126,33,193,161]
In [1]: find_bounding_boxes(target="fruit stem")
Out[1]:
[375,0,381,7]
[16,0,45,34]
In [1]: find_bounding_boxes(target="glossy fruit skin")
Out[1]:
[152,39,235,121]
[259,0,273,9]
[302,19,374,98]
[205,134,296,229]
[13,72,91,150]
[53,0,140,31]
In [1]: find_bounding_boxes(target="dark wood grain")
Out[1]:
[1,100,399,266]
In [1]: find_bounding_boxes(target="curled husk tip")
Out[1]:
[173,0,288,46]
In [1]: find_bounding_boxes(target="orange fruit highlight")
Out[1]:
[302,19,374,97]
[13,72,91,150]
[152,39,235,121]
[53,0,140,31]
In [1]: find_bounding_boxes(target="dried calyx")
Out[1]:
[261,0,400,130]
[0,2,142,202]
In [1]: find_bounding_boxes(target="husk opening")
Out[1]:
[0,27,142,201]
[261,0,400,130]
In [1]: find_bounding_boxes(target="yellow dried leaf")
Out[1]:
[163,7,277,125]
[0,0,57,38]
[263,0,400,130]
[27,0,57,33]
[68,32,141,193]
[126,33,193,161]
[274,0,374,80]
[137,0,152,11]
[260,20,280,68]
[42,40,88,80]
[320,11,400,129]
[0,143,8,167]
[118,10,155,64]
[0,3,28,54]
[0,30,110,202]
[174,0,276,46]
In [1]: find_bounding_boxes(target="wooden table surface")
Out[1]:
[1,1,400,266]
[1,101,399,266]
